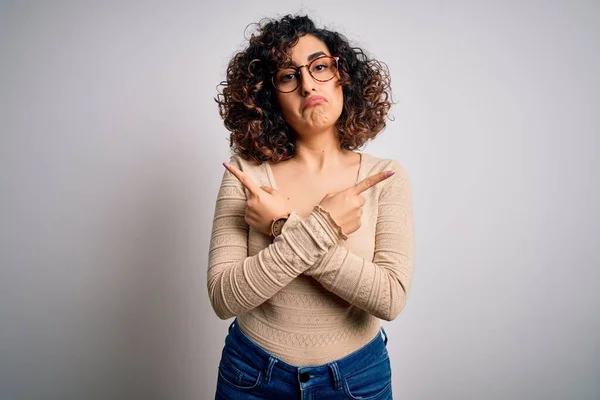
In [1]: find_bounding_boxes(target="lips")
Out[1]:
[303,96,326,110]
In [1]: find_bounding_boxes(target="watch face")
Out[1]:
[273,218,287,236]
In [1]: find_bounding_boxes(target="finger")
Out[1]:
[245,208,256,220]
[245,207,258,222]
[352,170,394,194]
[260,186,275,194]
[223,162,261,196]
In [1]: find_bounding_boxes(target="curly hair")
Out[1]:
[215,14,392,164]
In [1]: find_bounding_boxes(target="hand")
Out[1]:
[223,162,289,236]
[318,170,395,236]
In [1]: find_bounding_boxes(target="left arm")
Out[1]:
[301,160,414,321]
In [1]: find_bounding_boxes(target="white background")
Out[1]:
[1,0,599,399]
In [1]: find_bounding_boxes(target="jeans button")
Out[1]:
[299,372,311,382]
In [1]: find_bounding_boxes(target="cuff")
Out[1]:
[311,205,348,241]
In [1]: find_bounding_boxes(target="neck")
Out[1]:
[292,126,347,172]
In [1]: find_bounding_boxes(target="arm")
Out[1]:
[302,160,415,321]
[206,157,346,320]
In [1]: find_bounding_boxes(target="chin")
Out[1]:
[308,106,341,127]
[291,107,342,135]
[310,114,330,127]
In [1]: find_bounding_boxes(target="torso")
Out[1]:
[233,151,387,366]
[266,151,362,218]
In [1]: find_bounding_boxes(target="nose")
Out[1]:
[298,66,315,95]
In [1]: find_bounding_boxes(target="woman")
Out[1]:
[208,14,414,399]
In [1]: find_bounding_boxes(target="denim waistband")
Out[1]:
[225,319,388,388]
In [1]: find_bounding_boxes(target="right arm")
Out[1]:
[206,157,345,320]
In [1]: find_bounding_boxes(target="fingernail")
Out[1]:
[386,170,395,177]
[223,162,229,168]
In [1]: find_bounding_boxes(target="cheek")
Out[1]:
[331,85,344,112]
[330,77,343,100]
[276,95,299,120]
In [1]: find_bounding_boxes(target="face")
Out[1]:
[274,34,344,137]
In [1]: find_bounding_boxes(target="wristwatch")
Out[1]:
[270,213,290,237]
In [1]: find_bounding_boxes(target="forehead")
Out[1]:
[288,34,330,63]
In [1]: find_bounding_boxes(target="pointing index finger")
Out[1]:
[352,170,394,194]
[223,162,260,196]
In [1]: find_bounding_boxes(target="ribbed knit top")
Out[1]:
[207,152,414,366]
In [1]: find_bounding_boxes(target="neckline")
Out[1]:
[264,152,364,190]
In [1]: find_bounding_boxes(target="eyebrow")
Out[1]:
[289,51,327,67]
[307,51,327,61]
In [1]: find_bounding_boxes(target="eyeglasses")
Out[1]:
[272,55,340,93]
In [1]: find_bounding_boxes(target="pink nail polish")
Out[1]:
[386,170,395,177]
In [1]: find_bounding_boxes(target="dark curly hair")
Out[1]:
[215,14,392,164]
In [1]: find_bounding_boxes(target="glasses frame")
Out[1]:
[271,55,340,93]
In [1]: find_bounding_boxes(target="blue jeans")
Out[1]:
[215,319,393,399]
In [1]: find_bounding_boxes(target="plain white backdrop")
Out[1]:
[1,1,599,399]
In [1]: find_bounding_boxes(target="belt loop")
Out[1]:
[263,356,278,384]
[381,327,388,346]
[328,362,342,391]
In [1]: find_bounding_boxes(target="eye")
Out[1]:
[310,59,332,74]
[280,73,297,83]
[277,68,298,83]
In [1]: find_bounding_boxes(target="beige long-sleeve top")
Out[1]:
[207,152,414,366]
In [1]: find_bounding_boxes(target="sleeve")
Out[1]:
[206,157,347,320]
[302,160,415,321]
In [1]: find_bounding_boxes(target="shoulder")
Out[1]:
[228,154,266,172]
[359,152,408,179]
[227,153,271,187]
[358,152,411,205]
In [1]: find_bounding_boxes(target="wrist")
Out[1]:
[312,205,348,241]
[270,212,291,237]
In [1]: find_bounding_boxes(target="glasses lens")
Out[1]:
[308,57,336,81]
[274,69,299,93]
